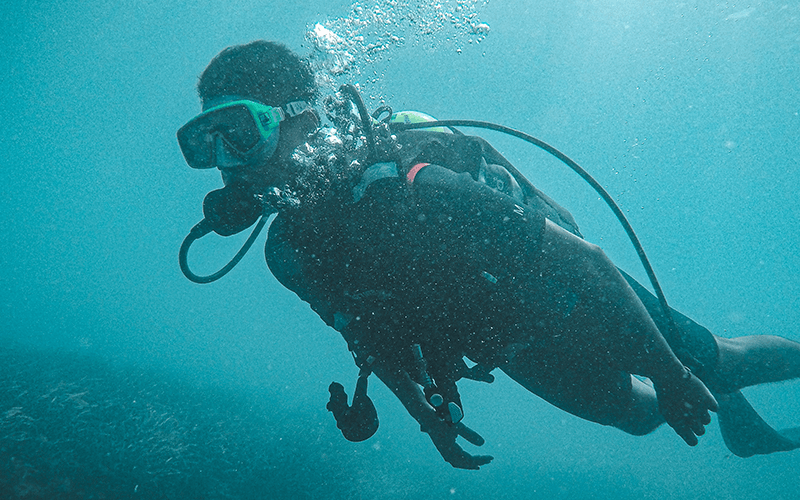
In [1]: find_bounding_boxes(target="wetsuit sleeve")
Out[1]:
[409,164,547,284]
[473,136,582,237]
[265,215,336,327]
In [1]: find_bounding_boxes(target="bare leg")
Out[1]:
[616,252,800,455]
[619,270,800,394]
[501,347,664,436]
[709,338,800,457]
[504,221,717,444]
[716,335,800,391]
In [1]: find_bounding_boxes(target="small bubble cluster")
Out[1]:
[307,0,490,98]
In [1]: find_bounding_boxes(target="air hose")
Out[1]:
[179,215,268,284]
[391,118,688,359]
[338,84,379,162]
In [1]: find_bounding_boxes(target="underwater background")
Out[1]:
[2,0,799,498]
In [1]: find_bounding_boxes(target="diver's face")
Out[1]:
[218,147,296,190]
[211,134,251,169]
[219,107,319,190]
[216,137,283,188]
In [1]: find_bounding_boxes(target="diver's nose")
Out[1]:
[211,134,243,169]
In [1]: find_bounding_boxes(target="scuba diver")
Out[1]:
[175,40,800,469]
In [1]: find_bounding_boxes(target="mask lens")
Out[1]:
[177,118,214,169]
[207,105,262,151]
[177,104,269,169]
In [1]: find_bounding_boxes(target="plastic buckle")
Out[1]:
[284,100,309,118]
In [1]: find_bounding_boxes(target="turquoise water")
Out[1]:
[2,1,799,498]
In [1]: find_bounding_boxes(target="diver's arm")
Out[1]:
[410,164,545,284]
[370,361,493,470]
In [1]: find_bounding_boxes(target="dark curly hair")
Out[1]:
[197,40,318,108]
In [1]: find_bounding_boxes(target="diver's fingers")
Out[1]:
[674,423,699,446]
[426,419,493,469]
[662,370,717,447]
[693,414,709,436]
[669,407,714,446]
[688,423,705,441]
[471,455,494,467]
[443,448,493,470]
[447,452,494,470]
[454,422,485,446]
[430,432,488,469]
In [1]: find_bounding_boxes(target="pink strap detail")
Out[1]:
[406,163,430,184]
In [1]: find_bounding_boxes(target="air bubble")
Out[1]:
[307,0,491,99]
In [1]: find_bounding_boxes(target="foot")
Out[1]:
[654,368,719,446]
[717,391,800,457]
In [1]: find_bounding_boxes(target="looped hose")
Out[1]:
[371,105,394,123]
[179,215,268,284]
[339,84,378,162]
[393,118,688,356]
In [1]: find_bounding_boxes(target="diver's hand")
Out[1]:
[655,368,719,446]
[368,363,492,468]
[422,417,493,470]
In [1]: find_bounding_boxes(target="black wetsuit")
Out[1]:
[265,130,718,381]
[620,270,719,380]
[267,132,552,375]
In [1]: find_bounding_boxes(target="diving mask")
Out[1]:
[177,99,311,169]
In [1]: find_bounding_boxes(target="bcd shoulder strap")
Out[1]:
[394,130,484,180]
[393,130,582,237]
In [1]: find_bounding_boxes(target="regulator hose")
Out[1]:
[339,84,378,162]
[179,215,268,284]
[392,118,687,358]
